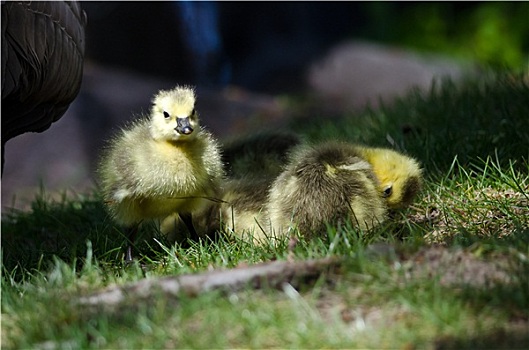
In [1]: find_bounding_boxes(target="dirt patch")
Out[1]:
[400,246,514,288]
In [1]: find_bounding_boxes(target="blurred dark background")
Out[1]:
[83,1,365,92]
[82,1,528,92]
[2,1,528,210]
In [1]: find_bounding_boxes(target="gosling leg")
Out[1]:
[124,224,139,263]
[179,212,199,241]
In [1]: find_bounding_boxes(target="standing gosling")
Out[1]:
[98,86,224,260]
[352,146,422,209]
[267,141,388,240]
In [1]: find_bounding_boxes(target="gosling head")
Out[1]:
[149,86,199,141]
[361,148,423,209]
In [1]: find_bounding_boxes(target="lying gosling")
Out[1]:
[267,141,388,239]
[97,86,224,260]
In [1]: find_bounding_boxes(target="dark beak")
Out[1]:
[175,117,194,135]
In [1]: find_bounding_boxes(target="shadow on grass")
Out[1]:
[1,193,129,277]
[435,330,529,350]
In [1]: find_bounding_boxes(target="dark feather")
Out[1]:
[1,1,87,172]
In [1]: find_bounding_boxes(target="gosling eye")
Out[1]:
[382,186,393,198]
[163,111,170,119]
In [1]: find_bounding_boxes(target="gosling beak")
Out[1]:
[175,117,194,135]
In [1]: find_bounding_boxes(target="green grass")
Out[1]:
[2,71,529,348]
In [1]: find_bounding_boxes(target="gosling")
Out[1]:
[97,86,224,261]
[267,141,388,240]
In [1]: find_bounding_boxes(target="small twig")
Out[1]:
[162,196,228,204]
[78,257,342,308]
[106,196,228,206]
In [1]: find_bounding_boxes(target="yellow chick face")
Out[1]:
[358,147,423,209]
[149,86,199,142]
